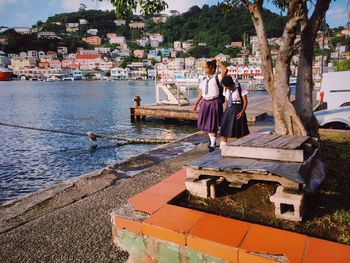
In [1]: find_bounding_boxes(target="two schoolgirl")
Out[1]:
[193,64,249,152]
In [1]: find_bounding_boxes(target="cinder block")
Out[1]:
[185,177,215,198]
[270,186,304,222]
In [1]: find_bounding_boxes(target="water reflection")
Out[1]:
[0,80,198,203]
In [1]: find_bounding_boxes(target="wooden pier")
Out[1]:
[130,95,272,124]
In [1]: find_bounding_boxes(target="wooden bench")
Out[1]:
[185,133,318,221]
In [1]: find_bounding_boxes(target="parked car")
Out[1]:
[315,71,350,111]
[314,106,350,129]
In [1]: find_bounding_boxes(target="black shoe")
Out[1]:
[208,146,215,153]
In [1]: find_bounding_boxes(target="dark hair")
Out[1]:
[206,60,217,71]
[221,75,235,89]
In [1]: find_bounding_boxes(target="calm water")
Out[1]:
[0,80,198,203]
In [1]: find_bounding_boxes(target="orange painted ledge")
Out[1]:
[114,168,350,263]
[143,204,204,246]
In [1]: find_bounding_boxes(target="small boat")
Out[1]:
[246,81,266,91]
[62,76,75,81]
[0,66,13,81]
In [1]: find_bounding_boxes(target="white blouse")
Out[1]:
[224,84,248,102]
[199,74,223,99]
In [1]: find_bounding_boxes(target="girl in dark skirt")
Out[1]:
[219,76,249,148]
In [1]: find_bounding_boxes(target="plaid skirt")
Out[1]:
[220,104,249,138]
[197,98,223,132]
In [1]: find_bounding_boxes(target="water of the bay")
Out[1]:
[0,80,199,203]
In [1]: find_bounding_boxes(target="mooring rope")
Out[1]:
[0,122,176,144]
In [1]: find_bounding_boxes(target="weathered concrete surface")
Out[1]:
[0,132,208,263]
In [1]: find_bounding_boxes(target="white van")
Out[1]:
[316,71,350,110]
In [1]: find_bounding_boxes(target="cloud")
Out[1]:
[165,0,209,13]
[61,0,114,12]
[328,5,348,20]
[327,4,349,27]
[60,0,213,14]
[0,0,20,12]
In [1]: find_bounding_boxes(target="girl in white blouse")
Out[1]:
[192,59,228,152]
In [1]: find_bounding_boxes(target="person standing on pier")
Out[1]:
[219,76,249,148]
[192,59,228,152]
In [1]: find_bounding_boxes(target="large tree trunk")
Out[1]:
[296,0,331,136]
[243,0,307,135]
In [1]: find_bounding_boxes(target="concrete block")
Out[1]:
[185,177,215,198]
[270,186,304,222]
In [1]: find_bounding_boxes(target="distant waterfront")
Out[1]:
[0,80,198,203]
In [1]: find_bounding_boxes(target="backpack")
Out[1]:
[215,76,243,104]
[215,75,225,104]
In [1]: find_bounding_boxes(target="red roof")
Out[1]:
[75,53,99,60]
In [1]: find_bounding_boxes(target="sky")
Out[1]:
[0,0,348,28]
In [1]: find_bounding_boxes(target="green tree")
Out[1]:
[336,59,350,71]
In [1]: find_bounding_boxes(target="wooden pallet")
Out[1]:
[221,133,311,163]
[186,134,316,191]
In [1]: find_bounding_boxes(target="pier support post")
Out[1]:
[131,96,141,123]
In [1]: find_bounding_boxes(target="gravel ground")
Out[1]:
[0,134,208,263]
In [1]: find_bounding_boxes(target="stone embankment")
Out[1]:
[0,132,208,263]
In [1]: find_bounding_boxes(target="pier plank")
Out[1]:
[284,136,310,149]
[221,145,304,162]
[262,135,302,148]
[230,133,264,146]
[242,134,280,147]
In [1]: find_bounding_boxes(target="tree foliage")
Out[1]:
[145,4,286,47]
[336,59,350,71]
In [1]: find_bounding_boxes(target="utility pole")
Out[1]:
[321,16,326,76]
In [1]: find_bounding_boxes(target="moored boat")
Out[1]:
[0,66,13,81]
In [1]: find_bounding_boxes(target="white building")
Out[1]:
[13,27,31,34]
[37,31,57,39]
[167,58,185,70]
[114,19,126,26]
[96,60,113,71]
[215,53,230,62]
[87,29,98,35]
[95,47,111,54]
[230,57,245,65]
[9,57,37,69]
[79,19,89,25]
[27,50,38,59]
[136,37,149,47]
[182,42,193,51]
[150,40,161,48]
[248,55,262,65]
[38,51,46,59]
[129,22,145,29]
[109,36,126,45]
[185,56,195,70]
[149,33,164,43]
[174,41,182,51]
[111,67,129,80]
[152,16,168,23]
[57,46,68,55]
[66,23,79,32]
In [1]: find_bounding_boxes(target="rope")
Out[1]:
[0,122,176,144]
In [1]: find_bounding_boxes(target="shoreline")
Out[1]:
[0,131,213,262]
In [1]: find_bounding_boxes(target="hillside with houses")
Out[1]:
[0,5,349,81]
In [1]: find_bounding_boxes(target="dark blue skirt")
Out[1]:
[220,104,249,138]
[197,98,223,132]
